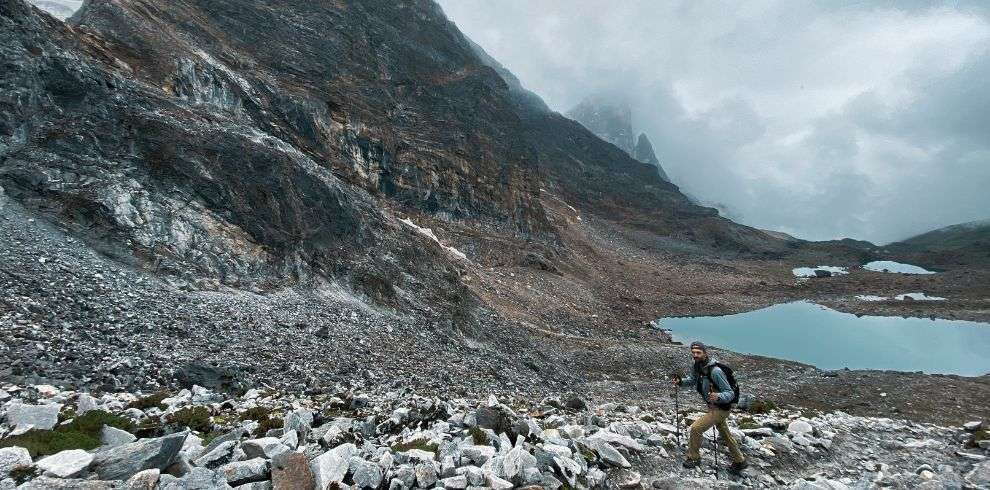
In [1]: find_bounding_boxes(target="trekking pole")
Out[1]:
[712,427,719,480]
[672,385,680,447]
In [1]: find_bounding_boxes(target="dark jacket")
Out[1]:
[678,357,735,407]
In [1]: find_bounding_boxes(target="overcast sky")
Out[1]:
[438,0,990,244]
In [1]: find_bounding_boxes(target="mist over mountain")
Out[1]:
[438,0,990,243]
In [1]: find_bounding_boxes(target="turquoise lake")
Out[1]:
[661,301,990,376]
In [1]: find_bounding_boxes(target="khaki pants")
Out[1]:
[686,407,745,463]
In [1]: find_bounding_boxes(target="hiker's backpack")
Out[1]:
[695,362,741,410]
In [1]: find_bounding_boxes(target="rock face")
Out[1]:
[90,432,188,480]
[4,402,61,431]
[632,133,670,181]
[0,0,538,312]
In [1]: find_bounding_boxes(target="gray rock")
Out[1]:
[283,409,314,438]
[788,478,850,489]
[742,428,774,437]
[123,469,161,490]
[311,443,356,489]
[461,446,495,465]
[474,407,512,435]
[502,446,537,481]
[165,466,233,489]
[463,466,485,486]
[202,428,245,456]
[77,394,99,415]
[397,449,435,464]
[279,430,298,450]
[963,421,983,431]
[351,457,383,489]
[966,461,990,487]
[103,425,138,447]
[241,438,290,460]
[415,462,437,488]
[391,464,416,488]
[235,482,272,490]
[5,402,61,431]
[587,430,645,452]
[36,449,93,478]
[92,431,188,480]
[606,468,641,489]
[580,438,630,468]
[442,475,468,489]
[219,458,269,486]
[787,420,814,436]
[0,447,32,477]
[192,440,237,469]
[17,477,116,489]
[486,472,513,490]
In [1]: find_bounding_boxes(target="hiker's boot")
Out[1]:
[728,460,748,475]
[682,459,701,469]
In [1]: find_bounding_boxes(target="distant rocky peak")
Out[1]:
[633,133,669,181]
[568,92,671,181]
[566,93,635,154]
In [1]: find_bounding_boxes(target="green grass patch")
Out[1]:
[747,399,777,414]
[240,407,282,435]
[0,410,134,458]
[127,391,170,411]
[738,416,761,430]
[166,406,212,433]
[467,426,487,445]
[391,438,438,454]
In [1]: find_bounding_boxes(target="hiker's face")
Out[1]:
[691,348,707,362]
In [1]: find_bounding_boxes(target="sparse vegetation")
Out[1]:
[166,406,212,433]
[468,426,487,445]
[240,406,282,435]
[391,438,438,454]
[0,410,133,458]
[127,391,170,411]
[748,399,777,414]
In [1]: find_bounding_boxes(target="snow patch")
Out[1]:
[855,295,888,302]
[399,218,467,261]
[863,261,935,274]
[894,292,946,301]
[792,266,848,277]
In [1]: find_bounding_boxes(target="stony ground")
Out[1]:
[0,383,988,489]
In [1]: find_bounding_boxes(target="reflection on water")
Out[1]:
[661,301,990,376]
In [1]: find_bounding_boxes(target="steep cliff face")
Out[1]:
[1,0,798,315]
[0,0,498,311]
[632,133,669,182]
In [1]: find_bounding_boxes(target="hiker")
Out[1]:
[671,341,748,474]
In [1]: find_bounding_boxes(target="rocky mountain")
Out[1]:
[885,218,990,269]
[566,93,670,182]
[1,0,808,305]
[631,133,669,182]
[5,2,989,487]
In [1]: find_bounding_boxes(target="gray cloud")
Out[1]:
[438,0,990,243]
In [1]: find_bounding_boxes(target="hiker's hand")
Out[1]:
[708,392,720,403]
